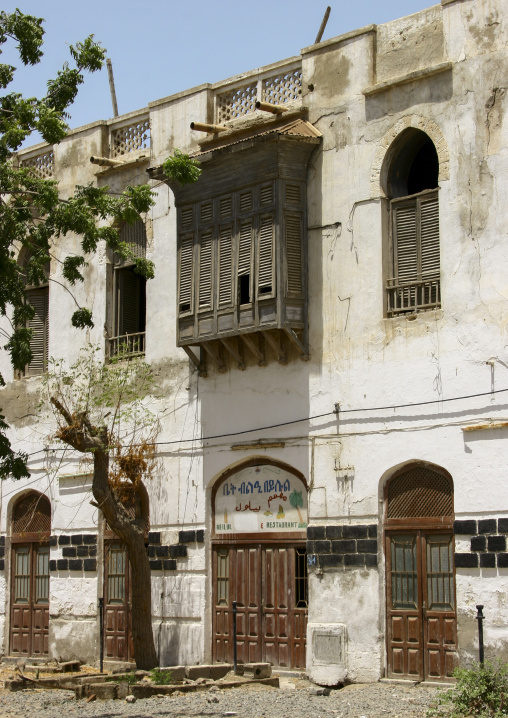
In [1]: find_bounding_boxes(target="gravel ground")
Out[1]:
[0,676,445,718]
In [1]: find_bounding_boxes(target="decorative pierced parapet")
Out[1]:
[110,117,150,158]
[262,68,302,105]
[21,150,54,179]
[215,62,302,123]
[217,83,258,123]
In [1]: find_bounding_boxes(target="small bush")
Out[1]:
[149,668,173,685]
[429,661,508,717]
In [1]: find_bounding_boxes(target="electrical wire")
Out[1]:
[22,385,508,457]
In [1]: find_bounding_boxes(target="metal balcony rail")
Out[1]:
[108,332,146,360]
[386,275,441,316]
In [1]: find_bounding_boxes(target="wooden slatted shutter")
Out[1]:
[120,219,146,258]
[219,225,233,305]
[25,287,49,376]
[238,219,253,277]
[199,231,213,308]
[393,203,418,284]
[285,215,303,294]
[260,184,273,207]
[179,235,193,313]
[258,215,274,296]
[420,195,440,279]
[117,268,140,336]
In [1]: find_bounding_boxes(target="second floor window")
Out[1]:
[18,249,49,377]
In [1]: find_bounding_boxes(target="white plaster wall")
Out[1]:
[1,0,507,678]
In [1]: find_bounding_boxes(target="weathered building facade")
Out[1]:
[2,0,508,684]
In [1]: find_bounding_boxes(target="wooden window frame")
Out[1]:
[386,188,440,317]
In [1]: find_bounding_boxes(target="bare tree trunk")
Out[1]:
[92,445,158,670]
[49,398,158,670]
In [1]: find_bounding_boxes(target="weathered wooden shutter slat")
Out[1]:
[181,206,194,229]
[258,215,274,295]
[26,287,48,376]
[286,214,303,294]
[201,202,213,224]
[179,235,193,312]
[219,225,233,305]
[120,219,146,259]
[394,204,418,283]
[199,231,213,307]
[118,269,140,336]
[220,196,232,218]
[260,184,273,207]
[285,184,300,205]
[420,196,440,278]
[240,191,253,214]
[238,219,253,276]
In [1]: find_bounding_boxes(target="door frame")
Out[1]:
[211,539,308,669]
[383,463,456,682]
[103,539,134,663]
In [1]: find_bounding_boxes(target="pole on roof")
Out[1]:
[106,58,119,118]
[315,6,331,44]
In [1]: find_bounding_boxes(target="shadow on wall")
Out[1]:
[365,70,453,123]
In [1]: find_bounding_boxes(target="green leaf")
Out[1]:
[72,307,94,329]
[162,149,201,186]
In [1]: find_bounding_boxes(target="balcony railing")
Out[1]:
[386,276,441,316]
[20,149,54,179]
[109,115,150,158]
[108,332,146,360]
[214,60,302,124]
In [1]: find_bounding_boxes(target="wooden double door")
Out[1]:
[10,543,50,656]
[386,531,457,681]
[104,541,133,662]
[212,544,307,669]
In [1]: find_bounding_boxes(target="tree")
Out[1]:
[289,488,305,527]
[0,10,199,478]
[44,347,160,669]
[0,10,201,668]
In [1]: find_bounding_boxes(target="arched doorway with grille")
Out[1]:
[384,462,457,682]
[9,491,51,657]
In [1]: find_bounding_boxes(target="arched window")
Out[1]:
[110,219,147,359]
[12,491,51,537]
[18,248,50,376]
[383,129,440,316]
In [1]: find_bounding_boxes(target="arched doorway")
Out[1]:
[212,460,308,669]
[10,492,51,657]
[384,463,457,681]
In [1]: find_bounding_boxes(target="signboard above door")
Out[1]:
[215,465,308,534]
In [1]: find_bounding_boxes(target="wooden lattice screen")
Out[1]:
[387,467,453,519]
[12,493,51,534]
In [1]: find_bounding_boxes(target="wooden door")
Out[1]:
[10,544,50,656]
[104,541,133,662]
[212,544,307,669]
[386,531,456,681]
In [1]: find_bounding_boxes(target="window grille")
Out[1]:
[387,467,453,519]
[111,119,150,158]
[263,69,302,105]
[387,191,440,316]
[120,219,146,259]
[217,83,257,123]
[21,151,54,179]
[12,493,51,534]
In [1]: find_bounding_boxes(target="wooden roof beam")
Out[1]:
[202,341,226,373]
[220,338,246,370]
[284,327,309,361]
[262,330,287,365]
[241,334,266,367]
[190,122,228,134]
[255,101,288,115]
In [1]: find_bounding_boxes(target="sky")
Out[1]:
[3,0,435,140]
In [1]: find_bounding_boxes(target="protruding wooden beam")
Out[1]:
[182,346,200,369]
[220,338,246,370]
[262,330,287,365]
[202,342,226,373]
[90,156,123,167]
[284,328,309,361]
[255,101,288,115]
[315,6,331,44]
[190,122,227,134]
[241,334,266,367]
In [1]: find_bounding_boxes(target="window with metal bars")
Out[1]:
[385,131,441,317]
